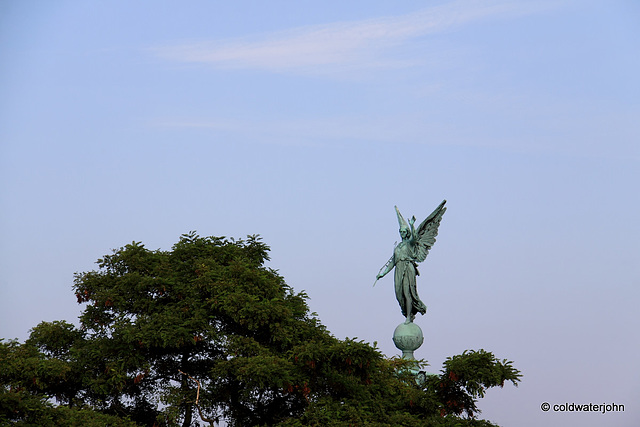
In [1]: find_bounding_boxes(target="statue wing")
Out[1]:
[414,200,447,263]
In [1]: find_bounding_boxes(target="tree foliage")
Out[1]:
[1,232,520,426]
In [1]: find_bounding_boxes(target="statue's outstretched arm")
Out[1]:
[409,216,417,242]
[376,254,395,280]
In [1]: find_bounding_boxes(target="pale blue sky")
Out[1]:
[1,1,639,426]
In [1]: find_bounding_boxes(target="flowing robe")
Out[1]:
[393,240,427,318]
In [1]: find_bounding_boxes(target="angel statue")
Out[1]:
[375,200,447,324]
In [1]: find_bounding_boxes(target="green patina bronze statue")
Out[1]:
[375,200,447,324]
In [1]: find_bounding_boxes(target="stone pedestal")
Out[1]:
[392,322,424,360]
[393,322,425,379]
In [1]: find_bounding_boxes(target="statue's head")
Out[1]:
[399,227,410,240]
[395,206,410,239]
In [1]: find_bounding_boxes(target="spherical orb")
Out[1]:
[392,322,424,352]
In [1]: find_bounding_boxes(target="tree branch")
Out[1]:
[178,370,217,426]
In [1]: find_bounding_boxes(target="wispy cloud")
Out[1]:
[152,0,554,74]
[151,115,452,148]
[152,94,640,160]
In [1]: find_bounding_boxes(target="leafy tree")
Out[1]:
[426,350,521,419]
[1,232,521,426]
[0,337,136,426]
